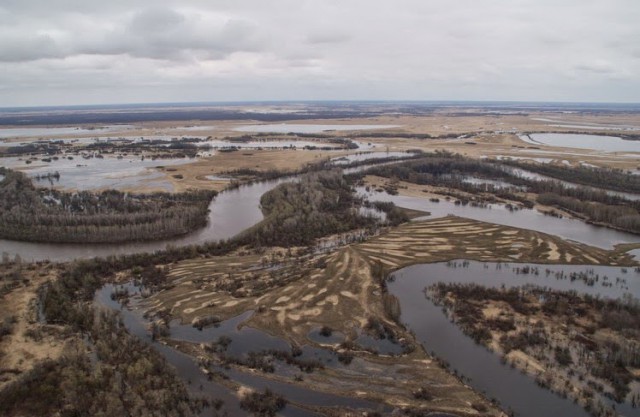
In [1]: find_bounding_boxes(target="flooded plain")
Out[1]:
[1,154,193,191]
[0,125,134,139]
[95,283,389,417]
[503,166,640,201]
[521,133,640,153]
[4,168,640,261]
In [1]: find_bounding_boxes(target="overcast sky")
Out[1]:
[1,0,639,106]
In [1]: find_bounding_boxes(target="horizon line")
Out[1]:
[2,99,640,112]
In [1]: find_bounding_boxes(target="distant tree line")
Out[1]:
[538,193,640,232]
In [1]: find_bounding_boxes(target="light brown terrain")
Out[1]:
[0,263,69,390]
[137,216,635,415]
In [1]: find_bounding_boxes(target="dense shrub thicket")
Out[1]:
[250,170,376,246]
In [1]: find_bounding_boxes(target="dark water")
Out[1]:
[388,261,640,417]
[355,332,405,355]
[307,328,345,345]
[95,284,387,416]
[0,177,289,262]
[359,188,640,249]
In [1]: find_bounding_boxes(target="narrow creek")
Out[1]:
[95,283,389,417]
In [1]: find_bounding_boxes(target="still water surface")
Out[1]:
[521,133,640,153]
[388,261,640,417]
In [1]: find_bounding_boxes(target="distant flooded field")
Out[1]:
[521,133,640,153]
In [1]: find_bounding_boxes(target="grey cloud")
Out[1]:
[108,11,265,60]
[306,32,351,45]
[128,7,185,34]
[0,0,639,106]
[0,7,264,63]
[0,34,64,62]
[574,62,616,75]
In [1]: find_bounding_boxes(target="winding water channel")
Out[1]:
[389,261,640,417]
[5,159,640,416]
[0,177,289,262]
[4,167,639,262]
[359,188,640,250]
[95,284,388,417]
